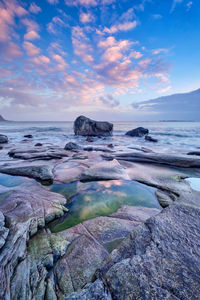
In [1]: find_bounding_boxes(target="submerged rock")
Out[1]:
[145,135,158,142]
[74,115,113,137]
[125,127,149,137]
[64,142,82,151]
[35,143,43,147]
[80,159,129,181]
[24,134,33,138]
[0,134,8,143]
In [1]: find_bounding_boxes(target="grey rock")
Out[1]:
[35,143,43,147]
[86,137,94,142]
[145,135,158,142]
[0,183,66,299]
[97,204,200,300]
[187,151,200,156]
[24,134,33,138]
[104,152,200,168]
[71,204,200,300]
[74,115,113,137]
[0,134,8,143]
[80,159,130,181]
[8,147,69,160]
[64,142,82,151]
[125,127,149,137]
[0,164,54,183]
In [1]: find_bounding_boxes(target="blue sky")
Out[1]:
[0,0,200,121]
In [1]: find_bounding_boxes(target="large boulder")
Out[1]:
[0,134,8,143]
[125,127,149,137]
[74,116,113,137]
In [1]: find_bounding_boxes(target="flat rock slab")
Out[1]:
[8,147,69,160]
[104,152,200,168]
[69,204,200,300]
[0,164,54,183]
[80,159,130,181]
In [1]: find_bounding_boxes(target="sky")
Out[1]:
[0,0,200,121]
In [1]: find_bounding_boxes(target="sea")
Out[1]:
[0,121,200,161]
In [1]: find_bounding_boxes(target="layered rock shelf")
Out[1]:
[0,126,200,299]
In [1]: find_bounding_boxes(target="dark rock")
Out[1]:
[0,146,3,150]
[64,142,82,151]
[83,146,113,153]
[86,137,94,142]
[35,143,43,147]
[125,127,149,137]
[0,115,7,122]
[145,135,158,142]
[0,134,8,143]
[187,151,200,156]
[24,134,33,138]
[107,144,114,148]
[74,116,113,137]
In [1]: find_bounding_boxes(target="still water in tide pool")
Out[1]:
[48,179,161,233]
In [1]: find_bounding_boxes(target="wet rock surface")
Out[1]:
[145,135,158,142]
[64,142,82,151]
[104,151,200,168]
[3,205,159,300]
[125,127,149,137]
[0,164,54,183]
[0,134,8,143]
[74,115,113,137]
[0,145,200,299]
[70,204,200,300]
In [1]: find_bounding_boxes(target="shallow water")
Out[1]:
[48,179,161,233]
[185,177,200,191]
[0,121,200,162]
[0,173,31,187]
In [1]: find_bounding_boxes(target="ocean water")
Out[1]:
[0,121,200,159]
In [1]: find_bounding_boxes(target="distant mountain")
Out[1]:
[0,115,7,121]
[132,88,200,121]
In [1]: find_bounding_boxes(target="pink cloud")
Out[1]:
[72,26,94,64]
[65,0,98,6]
[24,30,40,40]
[23,41,40,56]
[29,3,41,14]
[52,54,68,70]
[22,18,40,31]
[80,12,94,23]
[47,0,59,4]
[129,51,143,59]
[103,21,137,34]
[32,55,50,65]
[3,42,22,59]
[152,48,169,55]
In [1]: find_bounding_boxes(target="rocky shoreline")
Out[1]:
[0,116,200,299]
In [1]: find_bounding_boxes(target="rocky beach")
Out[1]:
[0,116,200,300]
